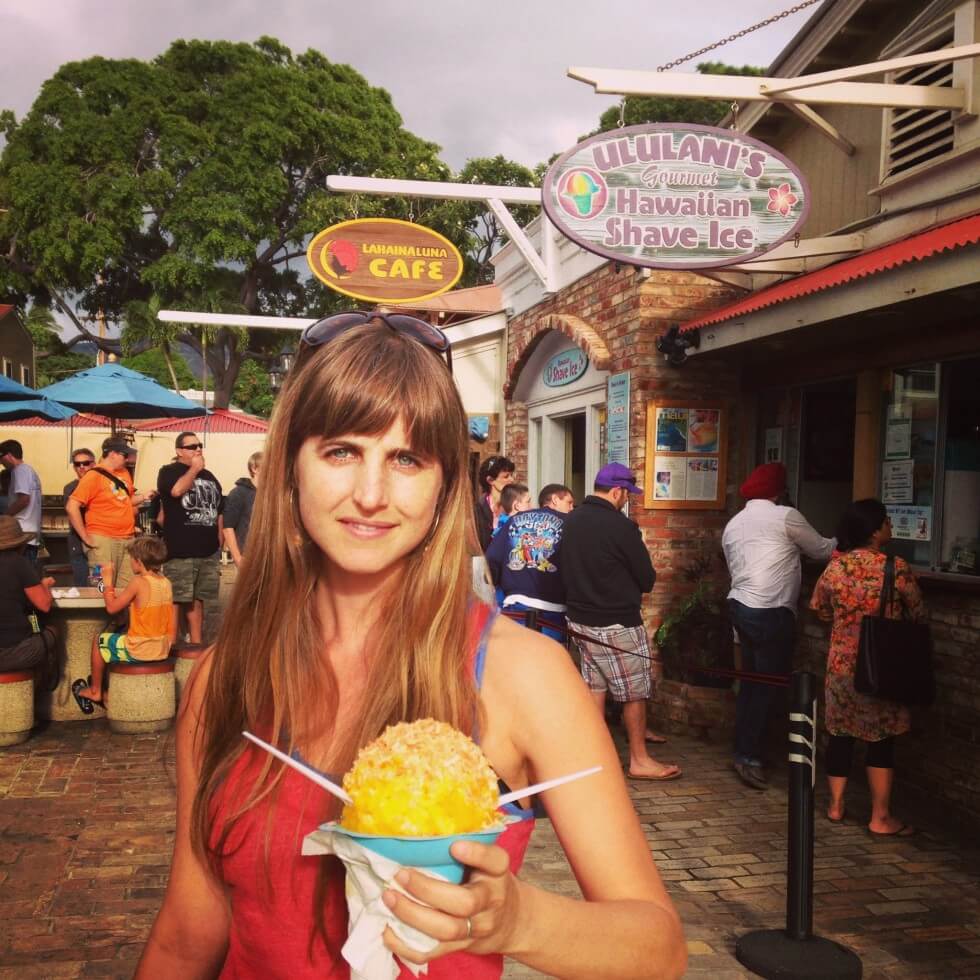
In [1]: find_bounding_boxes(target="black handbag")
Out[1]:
[854,556,934,706]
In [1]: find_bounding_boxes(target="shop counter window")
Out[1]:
[882,357,980,576]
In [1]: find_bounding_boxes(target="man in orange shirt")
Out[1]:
[66,437,157,590]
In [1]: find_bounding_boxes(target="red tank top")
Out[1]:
[212,605,535,978]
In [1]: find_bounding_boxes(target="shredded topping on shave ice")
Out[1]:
[340,719,500,836]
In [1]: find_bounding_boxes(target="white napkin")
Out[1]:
[303,825,443,980]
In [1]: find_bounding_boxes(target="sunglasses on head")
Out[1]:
[296,310,452,373]
[179,442,203,451]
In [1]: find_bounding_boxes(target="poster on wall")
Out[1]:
[655,407,689,452]
[888,505,932,541]
[885,415,912,460]
[654,457,688,500]
[645,400,727,510]
[882,459,914,505]
[606,372,630,466]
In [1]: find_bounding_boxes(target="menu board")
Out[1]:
[645,401,727,509]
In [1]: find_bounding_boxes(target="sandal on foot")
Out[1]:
[70,679,95,715]
[827,808,847,824]
[868,822,914,837]
[644,732,668,744]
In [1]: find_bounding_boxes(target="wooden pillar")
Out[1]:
[738,392,759,487]
[853,369,883,500]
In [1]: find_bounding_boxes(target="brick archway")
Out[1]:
[504,313,612,398]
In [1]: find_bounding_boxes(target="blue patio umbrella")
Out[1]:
[0,374,43,402]
[38,362,202,423]
[0,397,78,422]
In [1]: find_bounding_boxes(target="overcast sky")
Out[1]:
[2,0,819,170]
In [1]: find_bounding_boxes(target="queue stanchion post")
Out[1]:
[524,608,539,633]
[735,671,862,979]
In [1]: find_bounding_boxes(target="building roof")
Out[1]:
[680,213,980,333]
[400,284,503,316]
[133,408,268,433]
[0,304,14,320]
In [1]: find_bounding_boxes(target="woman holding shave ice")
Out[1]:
[137,313,686,979]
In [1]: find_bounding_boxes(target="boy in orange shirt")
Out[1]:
[75,536,176,707]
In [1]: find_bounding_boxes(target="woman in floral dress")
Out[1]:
[810,499,925,836]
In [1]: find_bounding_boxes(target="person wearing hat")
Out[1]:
[722,462,835,790]
[560,463,681,782]
[66,436,157,592]
[0,514,59,684]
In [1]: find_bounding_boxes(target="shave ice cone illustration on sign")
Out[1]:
[543,124,810,269]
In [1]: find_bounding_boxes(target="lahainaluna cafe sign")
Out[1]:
[543,123,809,270]
[307,218,464,304]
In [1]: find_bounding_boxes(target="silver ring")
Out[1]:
[464,917,473,940]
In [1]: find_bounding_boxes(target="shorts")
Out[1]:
[87,534,135,590]
[569,621,652,702]
[163,553,220,603]
[97,632,138,663]
[0,629,56,674]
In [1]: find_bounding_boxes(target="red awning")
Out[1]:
[680,213,980,333]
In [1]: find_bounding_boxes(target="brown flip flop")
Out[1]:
[644,732,668,744]
[626,766,682,781]
[868,822,914,838]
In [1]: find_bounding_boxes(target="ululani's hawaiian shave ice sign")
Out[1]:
[543,123,810,270]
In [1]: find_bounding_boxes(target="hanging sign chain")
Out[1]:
[656,0,823,72]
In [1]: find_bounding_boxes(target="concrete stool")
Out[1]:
[174,644,206,703]
[107,660,176,734]
[0,671,35,747]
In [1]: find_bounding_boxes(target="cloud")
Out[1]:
[1,0,815,170]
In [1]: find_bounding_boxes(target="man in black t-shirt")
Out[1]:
[157,432,223,645]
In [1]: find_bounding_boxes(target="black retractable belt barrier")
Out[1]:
[735,671,862,980]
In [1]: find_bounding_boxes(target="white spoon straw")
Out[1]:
[242,730,353,805]
[499,766,602,805]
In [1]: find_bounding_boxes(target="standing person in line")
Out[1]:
[222,451,262,567]
[538,483,575,514]
[722,462,835,791]
[0,439,42,565]
[63,448,96,586]
[486,483,570,643]
[493,483,531,537]
[136,315,686,980]
[560,463,680,781]
[810,499,924,836]
[474,455,516,551]
[157,433,223,646]
[67,437,155,592]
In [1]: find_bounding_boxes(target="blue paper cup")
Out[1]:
[327,822,507,883]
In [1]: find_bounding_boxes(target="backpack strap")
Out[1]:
[92,467,132,496]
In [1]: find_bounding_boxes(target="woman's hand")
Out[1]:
[381,839,523,963]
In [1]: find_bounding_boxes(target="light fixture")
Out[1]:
[268,346,295,394]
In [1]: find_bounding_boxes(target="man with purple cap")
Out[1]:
[560,463,681,781]
[723,462,835,790]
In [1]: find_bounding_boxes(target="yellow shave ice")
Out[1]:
[340,719,500,836]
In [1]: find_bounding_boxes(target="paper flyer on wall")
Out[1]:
[686,458,719,501]
[654,456,688,500]
[882,459,914,504]
[687,409,720,453]
[887,505,931,541]
[884,416,912,460]
[655,408,689,452]
[764,427,783,463]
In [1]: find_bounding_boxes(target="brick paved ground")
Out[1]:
[2,717,979,979]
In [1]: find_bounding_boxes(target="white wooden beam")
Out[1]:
[758,43,980,95]
[159,310,312,331]
[326,175,541,205]
[568,67,965,110]
[486,199,552,292]
[782,102,856,155]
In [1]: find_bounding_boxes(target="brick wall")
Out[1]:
[504,263,739,628]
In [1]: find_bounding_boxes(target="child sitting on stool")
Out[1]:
[76,535,176,706]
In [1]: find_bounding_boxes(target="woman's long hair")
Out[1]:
[192,323,481,872]
[836,498,888,552]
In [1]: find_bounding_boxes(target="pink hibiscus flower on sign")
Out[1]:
[767,183,798,217]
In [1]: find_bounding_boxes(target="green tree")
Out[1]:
[121,349,197,390]
[0,38,467,408]
[232,356,276,419]
[594,62,765,133]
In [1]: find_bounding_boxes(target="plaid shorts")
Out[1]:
[569,621,653,702]
[163,553,220,603]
